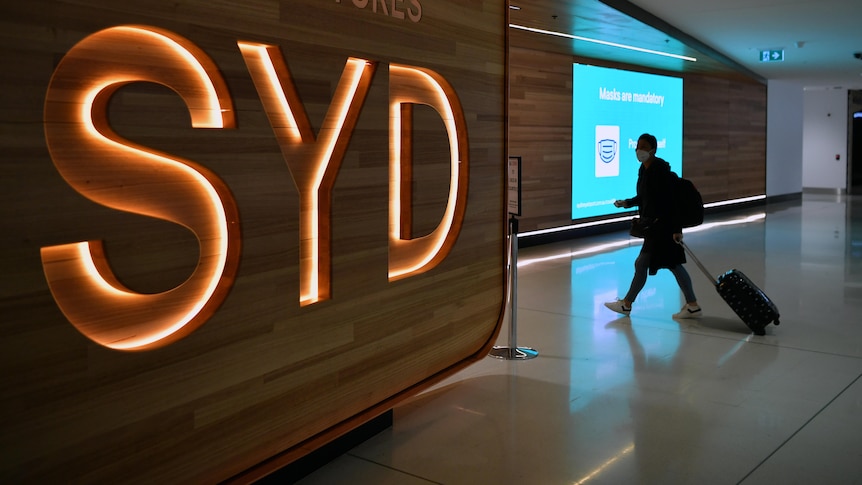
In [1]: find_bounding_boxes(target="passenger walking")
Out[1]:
[604,133,702,319]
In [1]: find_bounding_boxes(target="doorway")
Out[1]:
[850,90,862,193]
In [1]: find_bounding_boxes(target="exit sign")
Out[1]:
[760,50,784,62]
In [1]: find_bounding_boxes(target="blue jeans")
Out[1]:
[624,251,697,304]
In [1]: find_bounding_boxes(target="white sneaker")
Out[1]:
[673,304,703,319]
[604,299,631,316]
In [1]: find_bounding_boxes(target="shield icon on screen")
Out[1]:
[598,139,616,163]
[595,125,619,177]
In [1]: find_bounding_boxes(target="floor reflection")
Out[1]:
[298,194,862,485]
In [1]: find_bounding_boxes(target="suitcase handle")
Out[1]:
[678,241,718,286]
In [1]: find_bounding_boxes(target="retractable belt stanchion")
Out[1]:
[490,216,538,360]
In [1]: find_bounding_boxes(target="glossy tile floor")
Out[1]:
[298,193,862,484]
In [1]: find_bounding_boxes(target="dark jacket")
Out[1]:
[624,157,685,274]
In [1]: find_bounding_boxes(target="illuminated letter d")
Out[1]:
[388,65,469,281]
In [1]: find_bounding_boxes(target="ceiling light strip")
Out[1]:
[509,24,697,62]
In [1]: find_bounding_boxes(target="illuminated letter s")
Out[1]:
[42,26,240,351]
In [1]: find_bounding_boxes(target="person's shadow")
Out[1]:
[605,318,703,482]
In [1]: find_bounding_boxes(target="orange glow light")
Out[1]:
[388,64,469,280]
[239,42,377,305]
[42,25,240,350]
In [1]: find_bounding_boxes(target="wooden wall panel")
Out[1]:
[0,1,506,482]
[508,44,767,232]
[508,46,574,230]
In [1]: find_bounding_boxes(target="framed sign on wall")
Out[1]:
[508,156,522,216]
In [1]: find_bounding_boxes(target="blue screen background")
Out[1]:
[571,64,682,220]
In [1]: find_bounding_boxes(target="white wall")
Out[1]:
[802,88,848,190]
[767,80,804,196]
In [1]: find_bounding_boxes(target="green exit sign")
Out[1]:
[760,50,784,62]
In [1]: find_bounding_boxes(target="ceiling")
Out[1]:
[508,0,862,89]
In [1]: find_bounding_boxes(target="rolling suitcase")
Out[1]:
[680,241,780,335]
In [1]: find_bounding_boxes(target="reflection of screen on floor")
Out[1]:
[571,64,682,220]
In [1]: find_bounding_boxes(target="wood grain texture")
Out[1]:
[508,43,766,232]
[0,0,506,482]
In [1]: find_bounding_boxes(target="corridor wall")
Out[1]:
[508,43,767,233]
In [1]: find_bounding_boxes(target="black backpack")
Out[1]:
[674,173,704,228]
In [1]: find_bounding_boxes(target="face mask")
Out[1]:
[636,149,651,163]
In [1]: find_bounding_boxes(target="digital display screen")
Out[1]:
[571,64,683,220]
